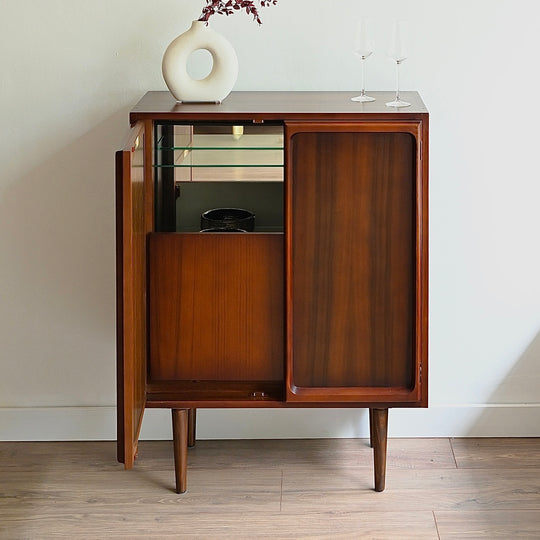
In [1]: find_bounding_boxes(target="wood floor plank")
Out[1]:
[0,439,455,472]
[281,467,540,512]
[184,438,456,471]
[1,439,539,539]
[385,438,456,470]
[451,437,540,469]
[435,510,540,538]
[0,441,120,472]
[0,468,282,513]
[0,510,439,540]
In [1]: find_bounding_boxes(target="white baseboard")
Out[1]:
[1,404,539,441]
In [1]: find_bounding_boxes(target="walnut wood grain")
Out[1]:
[115,121,149,469]
[369,408,375,448]
[146,381,284,407]
[188,409,197,448]
[372,408,389,492]
[287,126,416,400]
[172,409,188,493]
[148,233,284,382]
[419,116,429,408]
[131,91,428,123]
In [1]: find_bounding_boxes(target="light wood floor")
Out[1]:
[1,438,540,539]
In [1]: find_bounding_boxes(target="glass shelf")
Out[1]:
[158,133,284,151]
[155,125,284,182]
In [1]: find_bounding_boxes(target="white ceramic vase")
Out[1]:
[162,20,239,103]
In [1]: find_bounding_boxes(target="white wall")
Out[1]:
[1,0,540,440]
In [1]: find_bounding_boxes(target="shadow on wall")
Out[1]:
[0,108,131,406]
[468,328,540,437]
[451,331,540,537]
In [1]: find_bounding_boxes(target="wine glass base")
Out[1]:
[351,94,376,102]
[385,99,411,108]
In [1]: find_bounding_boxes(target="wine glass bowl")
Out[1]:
[386,20,411,108]
[351,18,376,103]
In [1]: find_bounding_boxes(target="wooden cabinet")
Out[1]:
[116,91,429,492]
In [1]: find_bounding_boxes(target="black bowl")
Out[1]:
[200,228,246,233]
[201,208,255,232]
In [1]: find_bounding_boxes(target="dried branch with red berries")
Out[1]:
[198,0,277,25]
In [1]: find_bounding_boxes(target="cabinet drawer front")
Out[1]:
[286,123,426,403]
[148,233,284,382]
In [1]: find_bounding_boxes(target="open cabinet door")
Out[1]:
[116,121,151,468]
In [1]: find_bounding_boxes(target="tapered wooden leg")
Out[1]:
[172,409,188,494]
[372,408,388,492]
[188,408,197,448]
[368,408,374,448]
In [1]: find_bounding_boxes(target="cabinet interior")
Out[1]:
[150,122,285,402]
[155,122,284,233]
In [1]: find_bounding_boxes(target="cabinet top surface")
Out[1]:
[130,91,428,122]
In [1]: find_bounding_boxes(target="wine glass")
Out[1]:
[386,20,410,108]
[351,18,375,103]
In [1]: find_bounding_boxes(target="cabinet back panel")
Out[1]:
[291,132,415,389]
[176,182,283,232]
[148,233,284,382]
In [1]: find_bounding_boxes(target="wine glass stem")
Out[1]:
[395,60,401,102]
[361,58,366,96]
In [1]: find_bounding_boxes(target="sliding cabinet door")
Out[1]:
[286,121,427,405]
